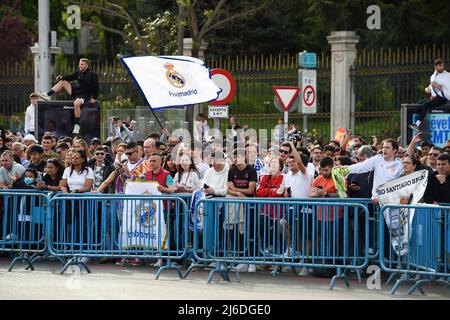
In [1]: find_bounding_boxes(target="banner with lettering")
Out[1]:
[121,181,167,250]
[376,170,428,256]
[121,56,222,109]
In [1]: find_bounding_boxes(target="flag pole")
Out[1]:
[148,104,165,130]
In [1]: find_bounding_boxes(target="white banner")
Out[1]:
[121,56,222,109]
[190,188,206,232]
[121,181,167,250]
[376,170,429,256]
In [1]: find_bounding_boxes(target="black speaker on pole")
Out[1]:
[35,100,101,142]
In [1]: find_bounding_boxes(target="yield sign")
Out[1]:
[273,86,300,111]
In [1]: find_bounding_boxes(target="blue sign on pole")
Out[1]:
[299,52,317,68]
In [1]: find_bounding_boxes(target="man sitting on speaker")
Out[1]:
[37,58,99,135]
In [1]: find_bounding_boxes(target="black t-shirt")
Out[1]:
[28,160,47,176]
[228,165,257,193]
[43,173,63,187]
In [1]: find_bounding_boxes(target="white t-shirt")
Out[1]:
[284,170,314,198]
[173,170,202,189]
[24,104,35,133]
[63,167,94,191]
[195,162,209,179]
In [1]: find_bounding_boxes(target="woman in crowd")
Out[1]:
[163,153,178,178]
[73,138,92,160]
[173,154,203,193]
[60,149,93,194]
[37,158,64,192]
[256,157,291,257]
[59,149,94,263]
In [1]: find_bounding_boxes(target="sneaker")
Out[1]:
[36,92,51,101]
[408,124,420,132]
[235,263,249,272]
[80,257,90,264]
[298,267,311,277]
[282,246,293,258]
[207,262,216,268]
[5,233,16,241]
[131,258,142,266]
[115,258,132,266]
[248,264,256,273]
[152,259,163,267]
[72,124,80,134]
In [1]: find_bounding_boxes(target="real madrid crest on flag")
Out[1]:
[120,56,222,110]
[164,62,186,88]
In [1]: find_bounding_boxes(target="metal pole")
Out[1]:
[284,111,288,142]
[303,114,308,147]
[38,0,51,93]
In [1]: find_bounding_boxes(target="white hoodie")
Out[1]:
[202,163,229,196]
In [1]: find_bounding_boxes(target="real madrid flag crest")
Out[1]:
[121,56,222,109]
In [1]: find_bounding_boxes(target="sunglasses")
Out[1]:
[95,152,105,156]
[280,150,290,154]
[125,150,137,156]
[72,156,81,160]
[429,153,439,157]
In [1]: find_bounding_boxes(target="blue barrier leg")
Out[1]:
[329,268,350,290]
[386,272,399,285]
[155,259,183,280]
[206,262,231,283]
[26,251,67,270]
[389,274,410,295]
[59,257,91,275]
[182,258,204,279]
[8,253,34,272]
[408,279,430,295]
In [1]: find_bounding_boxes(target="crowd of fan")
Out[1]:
[0,115,449,272]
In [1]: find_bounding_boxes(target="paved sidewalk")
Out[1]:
[0,258,448,300]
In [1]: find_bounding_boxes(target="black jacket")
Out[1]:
[424,172,450,204]
[62,68,99,100]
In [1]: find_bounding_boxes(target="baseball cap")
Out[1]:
[90,137,102,145]
[23,134,38,143]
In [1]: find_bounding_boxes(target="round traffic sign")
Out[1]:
[209,69,236,105]
[303,85,316,107]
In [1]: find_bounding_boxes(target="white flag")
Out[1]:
[121,56,222,109]
[121,181,167,250]
[376,170,429,256]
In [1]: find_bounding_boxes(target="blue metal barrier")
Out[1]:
[0,190,55,271]
[186,197,369,289]
[48,193,189,278]
[379,204,450,295]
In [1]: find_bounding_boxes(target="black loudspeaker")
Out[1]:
[36,100,101,142]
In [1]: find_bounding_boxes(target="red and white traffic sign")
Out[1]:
[273,86,300,111]
[210,69,236,105]
[303,85,315,106]
[300,69,317,114]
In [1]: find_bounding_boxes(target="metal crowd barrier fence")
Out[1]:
[379,204,450,295]
[0,190,57,271]
[186,197,370,289]
[48,193,189,279]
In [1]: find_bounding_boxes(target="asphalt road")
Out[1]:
[0,257,448,300]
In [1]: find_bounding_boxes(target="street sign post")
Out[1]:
[210,68,235,129]
[298,52,317,146]
[273,86,300,142]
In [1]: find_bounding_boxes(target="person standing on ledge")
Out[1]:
[409,58,450,138]
[37,58,99,135]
